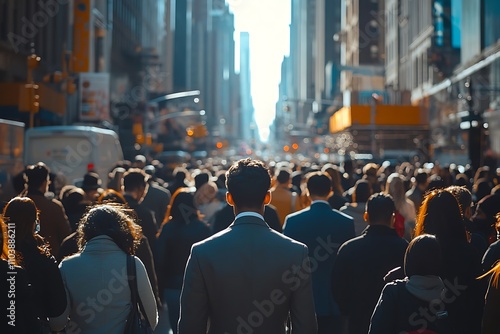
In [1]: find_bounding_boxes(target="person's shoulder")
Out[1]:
[337,234,364,251]
[59,251,83,269]
[382,279,408,295]
[331,208,354,221]
[151,184,171,197]
[192,227,232,249]
[285,206,311,220]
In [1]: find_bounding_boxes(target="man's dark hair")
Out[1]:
[24,162,50,190]
[414,169,428,186]
[173,167,187,181]
[306,172,331,197]
[226,158,271,208]
[194,171,210,190]
[353,179,371,203]
[366,193,395,225]
[123,168,148,192]
[276,169,291,184]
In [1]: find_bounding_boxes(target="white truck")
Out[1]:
[0,119,25,202]
[24,126,124,186]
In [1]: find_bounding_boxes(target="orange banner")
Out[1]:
[73,0,92,72]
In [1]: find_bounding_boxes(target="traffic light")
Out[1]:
[18,84,39,113]
[31,84,40,113]
[66,77,76,95]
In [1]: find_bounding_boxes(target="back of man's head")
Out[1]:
[306,172,332,198]
[194,171,210,190]
[226,158,271,208]
[414,169,428,186]
[353,179,371,203]
[366,193,395,226]
[123,168,148,192]
[173,167,187,182]
[24,162,50,190]
[276,169,291,184]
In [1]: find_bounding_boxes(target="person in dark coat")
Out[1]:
[60,187,89,232]
[22,163,71,259]
[142,165,171,228]
[332,193,408,334]
[414,188,484,334]
[3,197,67,331]
[166,167,190,195]
[122,168,158,249]
[370,234,453,334]
[283,171,355,333]
[156,188,212,333]
[0,217,40,334]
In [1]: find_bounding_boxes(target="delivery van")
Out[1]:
[24,126,123,186]
[0,119,25,202]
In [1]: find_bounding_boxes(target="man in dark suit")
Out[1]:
[122,169,158,249]
[179,158,317,334]
[23,162,71,259]
[332,193,408,334]
[283,171,355,334]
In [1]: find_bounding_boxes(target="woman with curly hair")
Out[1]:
[51,204,158,333]
[414,188,484,334]
[2,196,67,332]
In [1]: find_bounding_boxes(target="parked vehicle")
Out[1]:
[24,126,123,186]
[0,119,25,202]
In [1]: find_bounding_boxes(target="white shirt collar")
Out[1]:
[235,211,265,221]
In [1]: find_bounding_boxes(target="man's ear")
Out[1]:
[226,192,235,206]
[264,190,271,205]
[363,212,369,222]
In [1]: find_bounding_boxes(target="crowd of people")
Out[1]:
[1,154,500,333]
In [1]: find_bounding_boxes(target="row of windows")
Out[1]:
[0,1,68,75]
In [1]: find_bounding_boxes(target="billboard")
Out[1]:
[79,72,110,121]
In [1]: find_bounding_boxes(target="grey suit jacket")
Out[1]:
[178,216,318,334]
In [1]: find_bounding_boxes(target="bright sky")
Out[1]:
[227,0,291,142]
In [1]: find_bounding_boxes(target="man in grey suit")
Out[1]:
[179,158,318,334]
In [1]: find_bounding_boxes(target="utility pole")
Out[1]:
[19,54,41,128]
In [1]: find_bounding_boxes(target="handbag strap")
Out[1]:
[127,255,152,328]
